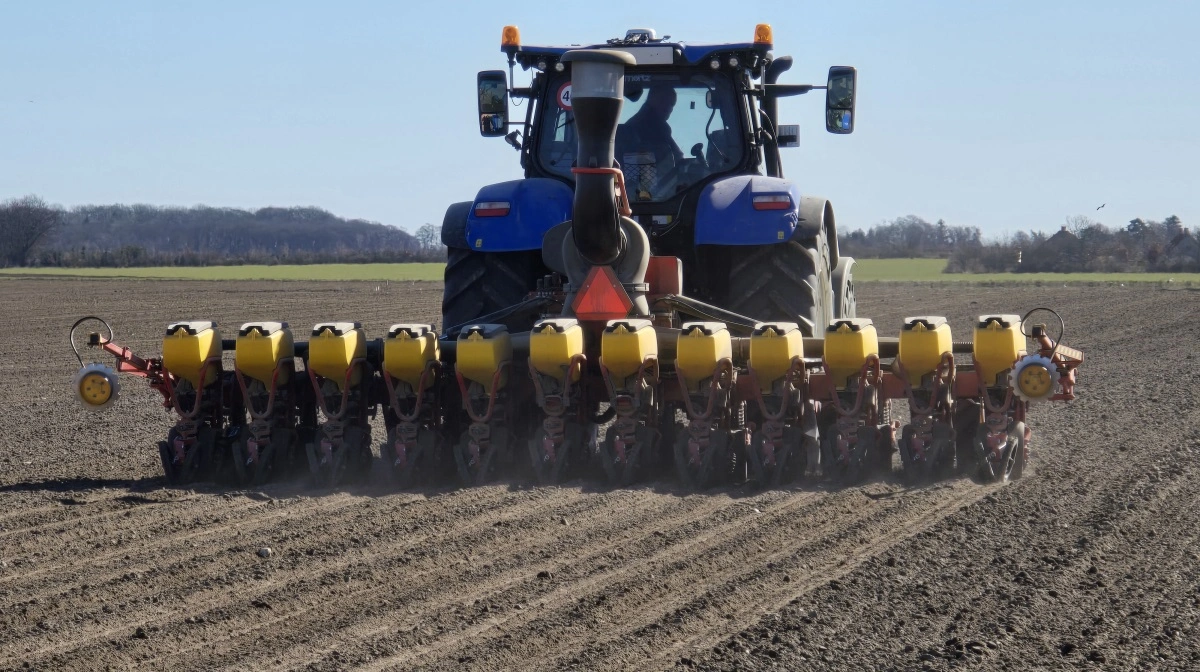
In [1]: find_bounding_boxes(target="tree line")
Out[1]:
[3,195,1194,272]
[944,215,1195,273]
[839,215,983,259]
[0,196,445,267]
[840,213,1196,273]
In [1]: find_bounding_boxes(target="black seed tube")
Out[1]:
[561,50,635,266]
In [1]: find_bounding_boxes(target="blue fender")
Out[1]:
[693,175,802,246]
[464,178,574,252]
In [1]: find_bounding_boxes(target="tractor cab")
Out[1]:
[537,68,747,208]
[481,26,829,229]
[457,26,859,324]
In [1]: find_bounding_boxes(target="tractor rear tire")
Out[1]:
[441,249,546,335]
[723,235,833,337]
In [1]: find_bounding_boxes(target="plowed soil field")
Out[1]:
[1,278,1197,671]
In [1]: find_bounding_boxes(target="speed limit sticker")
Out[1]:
[557,83,572,110]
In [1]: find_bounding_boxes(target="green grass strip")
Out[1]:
[0,263,445,281]
[2,259,1197,284]
[851,258,1200,283]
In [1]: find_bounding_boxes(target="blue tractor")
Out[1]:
[443,25,858,338]
[431,25,862,487]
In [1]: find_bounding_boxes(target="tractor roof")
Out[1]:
[508,36,771,70]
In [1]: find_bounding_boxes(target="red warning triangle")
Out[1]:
[572,265,633,322]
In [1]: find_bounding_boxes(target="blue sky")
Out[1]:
[2,1,1196,239]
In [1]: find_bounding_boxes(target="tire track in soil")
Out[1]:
[0,491,372,606]
[253,489,820,671]
[5,485,725,665]
[1111,495,1200,669]
[1,492,383,655]
[1033,463,1200,611]
[142,487,791,671]
[0,484,598,661]
[768,453,1200,672]
[0,479,375,540]
[629,482,1000,672]
[0,490,193,530]
[399,481,992,672]
[1,481,591,608]
[0,491,295,574]
[283,480,988,672]
[0,480,528,569]
[356,491,857,672]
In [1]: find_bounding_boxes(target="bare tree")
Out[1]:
[0,195,61,267]
[415,223,440,251]
[1064,214,1097,236]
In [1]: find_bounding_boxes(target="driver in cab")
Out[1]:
[616,86,684,199]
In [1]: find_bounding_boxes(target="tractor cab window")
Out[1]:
[537,72,743,202]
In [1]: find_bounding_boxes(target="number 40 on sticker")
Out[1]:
[557,83,572,110]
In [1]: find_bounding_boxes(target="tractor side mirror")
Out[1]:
[478,70,509,137]
[825,66,856,134]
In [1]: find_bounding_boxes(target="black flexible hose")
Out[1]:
[70,316,113,367]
